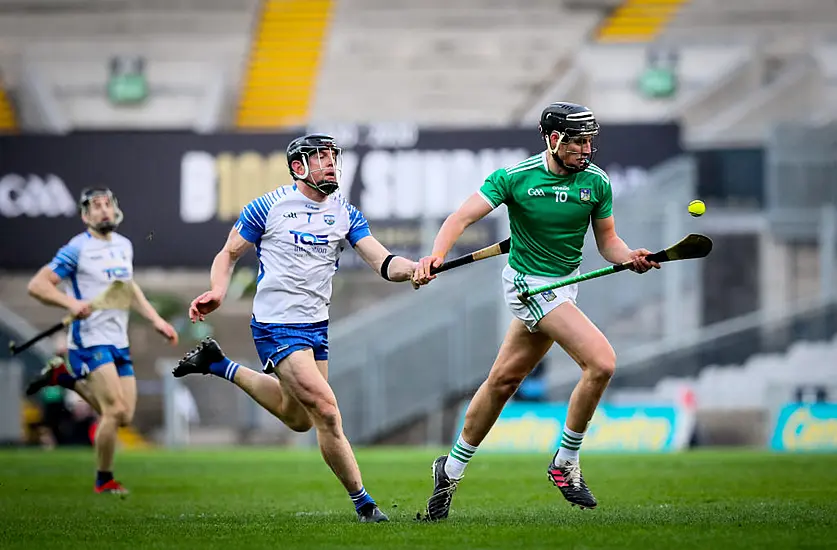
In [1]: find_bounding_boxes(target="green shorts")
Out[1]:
[502,264,579,332]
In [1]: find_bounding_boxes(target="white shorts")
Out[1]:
[502,264,580,332]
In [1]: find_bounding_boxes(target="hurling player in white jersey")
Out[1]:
[25,187,179,494]
[172,134,422,523]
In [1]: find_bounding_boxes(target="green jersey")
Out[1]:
[479,152,613,277]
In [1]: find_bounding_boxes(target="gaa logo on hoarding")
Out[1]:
[0,174,76,218]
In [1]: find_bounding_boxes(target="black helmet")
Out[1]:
[286,133,341,195]
[539,102,599,173]
[78,187,123,234]
[539,102,600,139]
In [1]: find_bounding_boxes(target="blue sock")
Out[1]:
[96,471,113,487]
[208,357,239,382]
[348,486,375,511]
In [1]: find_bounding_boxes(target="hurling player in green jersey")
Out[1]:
[414,102,660,519]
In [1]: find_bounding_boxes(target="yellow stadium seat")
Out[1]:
[236,0,334,129]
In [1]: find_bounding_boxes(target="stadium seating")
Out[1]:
[540,43,753,123]
[662,0,837,44]
[0,80,16,133]
[0,0,836,132]
[525,0,837,132]
[640,0,837,143]
[609,333,837,410]
[309,0,601,127]
[236,0,333,129]
[0,0,606,130]
[0,0,257,129]
[596,0,686,44]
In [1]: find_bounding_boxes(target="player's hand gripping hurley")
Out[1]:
[429,238,511,275]
[517,233,713,302]
[9,281,134,355]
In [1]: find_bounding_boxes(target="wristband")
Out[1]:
[380,254,396,281]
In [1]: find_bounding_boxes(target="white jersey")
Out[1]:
[48,231,133,349]
[234,184,371,324]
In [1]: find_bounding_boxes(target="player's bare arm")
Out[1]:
[353,235,417,283]
[415,193,494,283]
[27,265,92,318]
[190,227,254,322]
[591,215,659,273]
[131,281,179,345]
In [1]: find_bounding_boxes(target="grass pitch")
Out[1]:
[1,448,835,549]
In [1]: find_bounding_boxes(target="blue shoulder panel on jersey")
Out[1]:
[236,190,281,243]
[341,197,371,246]
[48,232,88,279]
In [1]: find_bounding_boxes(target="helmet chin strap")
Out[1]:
[545,135,589,174]
[298,155,340,195]
[304,179,339,195]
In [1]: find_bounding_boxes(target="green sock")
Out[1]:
[445,434,477,479]
[554,425,585,464]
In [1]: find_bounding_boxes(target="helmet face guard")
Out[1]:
[79,187,123,234]
[286,134,342,195]
[539,103,600,173]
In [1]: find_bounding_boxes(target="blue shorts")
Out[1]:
[251,318,329,374]
[67,345,134,380]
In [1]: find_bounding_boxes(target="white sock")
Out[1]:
[555,426,585,465]
[445,434,478,480]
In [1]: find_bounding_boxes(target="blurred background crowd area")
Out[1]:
[0,0,835,455]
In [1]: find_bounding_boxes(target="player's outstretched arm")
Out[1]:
[189,227,254,322]
[591,216,659,273]
[130,281,179,345]
[414,193,493,284]
[27,266,91,319]
[353,236,417,283]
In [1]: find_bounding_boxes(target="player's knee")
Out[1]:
[120,409,135,427]
[103,400,129,425]
[310,400,341,432]
[586,348,616,381]
[487,367,527,401]
[284,414,313,433]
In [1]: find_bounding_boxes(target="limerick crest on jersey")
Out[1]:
[579,188,591,202]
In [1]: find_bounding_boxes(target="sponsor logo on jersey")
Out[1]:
[580,188,591,202]
[304,204,320,211]
[552,186,570,191]
[103,266,131,280]
[323,214,335,225]
[289,230,329,245]
[527,188,546,197]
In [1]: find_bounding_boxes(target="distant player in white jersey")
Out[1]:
[172,134,421,523]
[25,187,179,493]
